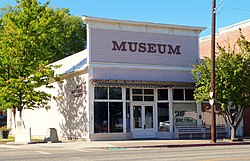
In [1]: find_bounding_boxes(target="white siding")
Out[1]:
[22,73,90,140]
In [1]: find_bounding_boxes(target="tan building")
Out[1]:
[200,19,250,59]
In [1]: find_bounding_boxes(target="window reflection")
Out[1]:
[145,106,153,128]
[109,102,123,132]
[109,87,122,100]
[158,103,169,132]
[173,89,184,100]
[94,102,108,133]
[173,103,197,126]
[126,103,131,132]
[133,106,142,128]
[132,88,154,101]
[185,89,195,100]
[94,87,123,133]
[94,87,108,99]
[157,89,168,100]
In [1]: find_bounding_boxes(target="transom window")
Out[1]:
[94,87,122,100]
[157,89,168,101]
[173,89,195,101]
[132,89,154,101]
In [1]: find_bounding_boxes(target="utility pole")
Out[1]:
[210,0,217,143]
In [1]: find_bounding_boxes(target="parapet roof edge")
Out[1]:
[200,19,250,40]
[82,16,206,33]
[218,19,250,33]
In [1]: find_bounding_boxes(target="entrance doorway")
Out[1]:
[132,104,156,138]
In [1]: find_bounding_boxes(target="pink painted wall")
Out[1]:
[90,29,199,66]
[92,68,194,82]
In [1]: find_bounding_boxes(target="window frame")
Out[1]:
[94,86,123,133]
[131,88,155,102]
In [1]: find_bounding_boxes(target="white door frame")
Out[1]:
[131,102,156,139]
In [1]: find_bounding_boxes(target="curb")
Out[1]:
[108,142,250,149]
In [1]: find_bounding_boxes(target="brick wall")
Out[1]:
[200,20,250,59]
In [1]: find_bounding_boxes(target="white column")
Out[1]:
[122,87,126,133]
[168,88,173,132]
[7,109,13,134]
[196,102,202,126]
[154,88,158,132]
[88,80,94,135]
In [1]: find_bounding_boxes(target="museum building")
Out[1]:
[11,16,230,141]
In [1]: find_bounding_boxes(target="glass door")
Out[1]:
[132,104,155,138]
[133,106,142,129]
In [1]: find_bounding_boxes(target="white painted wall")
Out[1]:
[21,73,90,140]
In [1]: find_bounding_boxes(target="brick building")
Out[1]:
[200,19,250,137]
[200,19,250,58]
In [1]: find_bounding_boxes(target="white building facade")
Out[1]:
[17,16,217,141]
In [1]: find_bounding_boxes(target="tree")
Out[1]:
[0,0,86,63]
[192,31,250,141]
[0,0,86,120]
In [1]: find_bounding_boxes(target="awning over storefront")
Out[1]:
[92,80,195,88]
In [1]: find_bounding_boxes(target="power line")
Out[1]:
[224,5,250,13]
[215,0,224,15]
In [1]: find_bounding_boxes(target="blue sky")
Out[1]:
[1,0,250,37]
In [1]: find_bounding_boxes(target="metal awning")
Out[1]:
[92,80,195,88]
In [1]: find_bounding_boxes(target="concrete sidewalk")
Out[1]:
[65,139,250,149]
[3,139,250,150]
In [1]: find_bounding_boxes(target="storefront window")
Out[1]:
[109,87,122,100]
[0,111,7,126]
[144,89,154,94]
[126,88,130,100]
[132,89,143,94]
[144,89,154,101]
[173,89,184,100]
[201,103,225,126]
[144,96,154,101]
[185,89,195,100]
[94,102,108,133]
[109,102,123,132]
[94,87,108,99]
[158,103,169,132]
[94,87,123,133]
[157,89,168,100]
[173,103,197,127]
[132,89,154,101]
[133,95,143,101]
[126,103,131,132]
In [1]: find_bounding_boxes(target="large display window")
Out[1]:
[173,103,197,126]
[94,87,123,133]
[158,103,169,131]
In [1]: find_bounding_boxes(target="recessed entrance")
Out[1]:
[132,104,156,138]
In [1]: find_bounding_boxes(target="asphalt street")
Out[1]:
[1,144,250,161]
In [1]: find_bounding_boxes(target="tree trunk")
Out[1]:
[231,126,237,140]
[224,105,245,141]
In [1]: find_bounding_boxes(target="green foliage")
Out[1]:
[192,31,250,110]
[0,0,86,63]
[0,125,11,131]
[0,0,86,113]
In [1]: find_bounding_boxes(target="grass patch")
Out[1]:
[0,136,44,144]
[31,137,45,143]
[0,135,15,143]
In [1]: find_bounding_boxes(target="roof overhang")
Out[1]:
[92,79,195,88]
